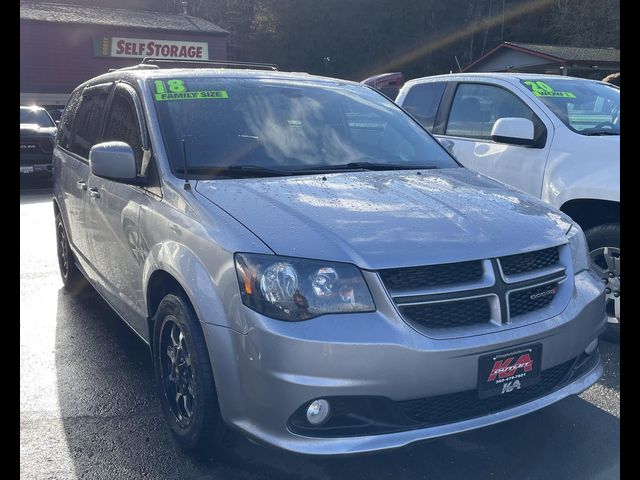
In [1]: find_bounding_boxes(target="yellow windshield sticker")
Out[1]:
[154,79,228,101]
[524,80,576,98]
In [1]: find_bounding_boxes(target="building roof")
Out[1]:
[464,41,619,72]
[20,1,228,35]
[505,42,620,63]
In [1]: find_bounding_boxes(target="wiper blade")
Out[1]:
[175,165,293,178]
[295,162,440,173]
[581,131,620,136]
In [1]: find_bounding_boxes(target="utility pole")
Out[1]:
[323,57,331,74]
[501,0,505,41]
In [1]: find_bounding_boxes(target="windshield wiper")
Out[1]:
[175,165,294,178]
[581,131,620,136]
[294,162,440,173]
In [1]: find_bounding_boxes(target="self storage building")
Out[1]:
[20,1,229,109]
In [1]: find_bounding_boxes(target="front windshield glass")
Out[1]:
[520,79,619,135]
[20,107,55,128]
[150,77,458,178]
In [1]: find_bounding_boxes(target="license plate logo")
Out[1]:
[478,343,542,399]
[487,353,534,382]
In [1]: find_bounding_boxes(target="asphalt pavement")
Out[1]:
[20,184,620,480]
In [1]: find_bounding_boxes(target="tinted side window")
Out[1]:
[57,89,83,150]
[102,87,144,173]
[401,82,446,131]
[446,83,536,139]
[69,92,109,158]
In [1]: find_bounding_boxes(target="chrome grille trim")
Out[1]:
[379,245,570,336]
[506,277,567,320]
[498,264,566,284]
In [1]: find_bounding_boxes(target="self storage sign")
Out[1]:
[94,36,209,60]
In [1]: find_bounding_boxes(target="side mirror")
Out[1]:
[55,120,60,127]
[89,141,137,182]
[491,117,535,146]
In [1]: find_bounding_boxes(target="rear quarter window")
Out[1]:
[401,82,447,131]
[57,89,83,150]
[69,91,110,158]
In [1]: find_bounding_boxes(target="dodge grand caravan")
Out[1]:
[52,60,605,456]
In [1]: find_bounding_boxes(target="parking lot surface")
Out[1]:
[20,186,619,480]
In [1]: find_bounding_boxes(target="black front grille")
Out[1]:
[399,297,491,329]
[500,247,560,276]
[509,282,558,318]
[379,260,483,291]
[396,358,574,427]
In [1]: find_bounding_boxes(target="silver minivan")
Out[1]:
[53,61,605,456]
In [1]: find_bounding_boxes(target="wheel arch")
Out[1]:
[146,269,194,333]
[142,241,239,339]
[560,199,619,232]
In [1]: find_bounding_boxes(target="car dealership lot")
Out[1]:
[20,189,619,480]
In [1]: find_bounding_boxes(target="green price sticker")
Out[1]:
[154,79,229,101]
[524,80,576,98]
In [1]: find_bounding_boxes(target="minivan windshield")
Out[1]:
[20,107,55,128]
[150,77,458,178]
[520,79,619,136]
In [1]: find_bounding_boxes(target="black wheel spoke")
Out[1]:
[160,317,196,428]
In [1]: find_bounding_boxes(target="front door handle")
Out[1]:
[77,180,87,191]
[89,188,101,199]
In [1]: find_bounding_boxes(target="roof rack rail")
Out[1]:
[108,64,160,72]
[139,58,278,71]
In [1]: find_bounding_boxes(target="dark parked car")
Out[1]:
[361,72,405,99]
[20,106,57,179]
[46,107,65,125]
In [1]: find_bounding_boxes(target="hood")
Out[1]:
[195,168,572,270]
[20,123,56,135]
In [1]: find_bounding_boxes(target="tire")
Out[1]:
[55,212,87,294]
[152,293,229,455]
[585,223,620,343]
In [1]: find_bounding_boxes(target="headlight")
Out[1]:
[567,223,589,273]
[235,253,375,321]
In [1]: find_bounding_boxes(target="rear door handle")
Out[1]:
[77,180,87,191]
[89,187,101,199]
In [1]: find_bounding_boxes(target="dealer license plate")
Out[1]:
[477,343,542,399]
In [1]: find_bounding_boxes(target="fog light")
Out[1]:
[585,337,598,355]
[306,399,330,425]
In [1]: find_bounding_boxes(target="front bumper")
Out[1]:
[20,163,53,177]
[200,269,606,455]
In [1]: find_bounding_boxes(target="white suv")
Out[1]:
[396,73,619,340]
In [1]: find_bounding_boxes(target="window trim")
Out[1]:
[440,81,548,149]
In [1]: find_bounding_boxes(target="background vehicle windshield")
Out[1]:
[521,79,619,135]
[150,77,458,177]
[20,107,55,128]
